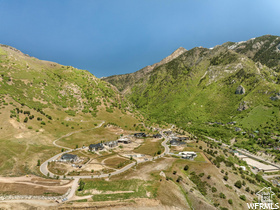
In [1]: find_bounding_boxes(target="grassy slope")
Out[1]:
[0,45,141,176]
[120,42,280,140]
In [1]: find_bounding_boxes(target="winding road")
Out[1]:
[40,122,171,201]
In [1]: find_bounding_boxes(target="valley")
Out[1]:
[1,36,280,209]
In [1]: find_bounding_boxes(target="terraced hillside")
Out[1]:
[0,44,141,176]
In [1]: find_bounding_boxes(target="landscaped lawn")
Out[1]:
[77,179,159,201]
[194,152,206,162]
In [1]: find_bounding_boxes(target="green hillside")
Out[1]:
[105,35,280,155]
[0,44,141,176]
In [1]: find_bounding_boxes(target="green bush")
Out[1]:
[234,180,242,189]
[239,195,246,201]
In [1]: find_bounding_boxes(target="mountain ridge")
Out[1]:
[104,35,280,140]
[103,47,187,94]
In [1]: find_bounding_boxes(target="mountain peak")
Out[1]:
[152,47,187,68]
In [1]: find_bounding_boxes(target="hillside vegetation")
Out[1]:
[105,35,280,156]
[0,44,141,176]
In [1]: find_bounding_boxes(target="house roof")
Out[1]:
[89,143,104,149]
[61,153,77,160]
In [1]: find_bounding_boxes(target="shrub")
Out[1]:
[184,165,189,171]
[234,180,242,189]
[220,192,226,199]
[189,174,207,195]
[212,187,217,193]
[176,176,183,183]
[78,180,85,191]
[223,175,228,181]
[228,199,233,204]
[190,171,196,175]
[239,195,246,201]
[199,173,204,177]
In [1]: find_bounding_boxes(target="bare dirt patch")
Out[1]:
[120,157,175,181]
[0,176,72,196]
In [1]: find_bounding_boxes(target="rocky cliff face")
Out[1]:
[235,85,245,94]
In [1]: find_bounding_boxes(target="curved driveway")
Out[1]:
[40,123,171,201]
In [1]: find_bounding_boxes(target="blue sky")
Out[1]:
[0,0,280,77]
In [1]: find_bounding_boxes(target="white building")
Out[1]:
[179,151,197,159]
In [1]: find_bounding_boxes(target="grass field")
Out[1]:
[133,138,164,156]
[103,156,132,169]
[194,152,206,162]
[48,162,68,176]
[77,178,158,202]
[239,105,278,129]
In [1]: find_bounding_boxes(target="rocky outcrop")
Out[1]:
[235,85,245,94]
[270,93,280,101]
[237,101,249,111]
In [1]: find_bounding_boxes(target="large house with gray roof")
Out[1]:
[89,143,104,152]
[60,153,78,162]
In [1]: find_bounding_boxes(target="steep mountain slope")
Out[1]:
[105,35,280,141]
[103,47,187,94]
[227,35,280,72]
[0,44,140,176]
[0,44,131,115]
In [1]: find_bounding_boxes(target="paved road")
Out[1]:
[161,131,170,155]
[39,123,172,202]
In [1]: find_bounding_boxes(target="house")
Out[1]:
[153,134,162,138]
[89,143,104,152]
[134,133,146,138]
[118,137,131,144]
[170,139,186,146]
[104,140,118,148]
[60,153,78,162]
[164,131,172,135]
[177,137,187,141]
[179,151,197,159]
